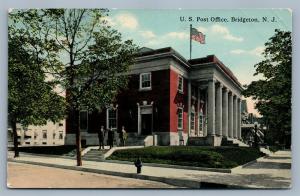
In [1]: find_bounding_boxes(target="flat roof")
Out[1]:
[136,47,242,87]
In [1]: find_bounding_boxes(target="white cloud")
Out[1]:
[230,49,246,55]
[102,13,138,30]
[230,46,265,57]
[196,26,208,33]
[139,30,156,39]
[115,13,138,30]
[165,32,189,39]
[249,46,265,57]
[211,24,229,34]
[144,31,189,47]
[224,34,244,42]
[211,24,243,42]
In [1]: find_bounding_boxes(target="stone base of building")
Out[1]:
[205,135,223,146]
[65,131,188,146]
[187,135,223,146]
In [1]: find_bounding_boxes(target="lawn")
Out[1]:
[107,146,265,169]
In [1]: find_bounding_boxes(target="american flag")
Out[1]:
[191,27,205,44]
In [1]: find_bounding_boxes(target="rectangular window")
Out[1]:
[140,73,151,89]
[177,108,183,129]
[199,113,204,132]
[53,133,56,139]
[80,111,88,130]
[191,111,195,131]
[178,76,183,92]
[59,131,63,140]
[42,130,47,139]
[107,108,117,129]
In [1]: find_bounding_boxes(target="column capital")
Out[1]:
[217,82,223,88]
[222,86,229,93]
[208,78,216,83]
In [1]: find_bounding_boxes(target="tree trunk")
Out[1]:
[12,121,19,158]
[75,110,82,166]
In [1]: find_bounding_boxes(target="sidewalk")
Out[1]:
[7,150,291,189]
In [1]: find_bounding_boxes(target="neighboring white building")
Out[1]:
[8,120,66,146]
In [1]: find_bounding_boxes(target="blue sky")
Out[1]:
[106,9,292,115]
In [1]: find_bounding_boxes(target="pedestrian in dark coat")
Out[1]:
[108,128,114,149]
[98,126,105,150]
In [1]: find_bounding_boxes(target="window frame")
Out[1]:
[42,130,47,139]
[107,108,118,130]
[191,109,195,131]
[139,72,152,90]
[59,131,63,140]
[177,107,183,130]
[178,75,184,93]
[199,111,204,132]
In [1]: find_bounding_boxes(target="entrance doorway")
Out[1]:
[138,105,153,135]
[141,114,152,135]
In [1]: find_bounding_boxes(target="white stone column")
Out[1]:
[215,83,222,136]
[222,88,228,137]
[207,79,215,136]
[187,80,191,136]
[197,87,201,136]
[237,98,242,139]
[233,95,238,138]
[228,92,233,138]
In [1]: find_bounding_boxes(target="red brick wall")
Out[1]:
[66,69,171,134]
[169,69,188,134]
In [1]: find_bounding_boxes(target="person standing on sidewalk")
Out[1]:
[120,126,127,146]
[98,126,105,150]
[108,127,114,149]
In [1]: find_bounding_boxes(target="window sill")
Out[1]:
[139,87,152,92]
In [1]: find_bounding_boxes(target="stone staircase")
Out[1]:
[82,149,106,161]
[221,138,249,147]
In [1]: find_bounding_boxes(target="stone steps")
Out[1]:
[82,149,106,161]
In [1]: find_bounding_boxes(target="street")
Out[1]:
[7,162,178,188]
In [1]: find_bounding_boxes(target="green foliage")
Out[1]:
[108,146,264,169]
[243,30,291,146]
[9,9,138,164]
[8,21,66,127]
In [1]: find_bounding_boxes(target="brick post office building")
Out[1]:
[65,47,243,146]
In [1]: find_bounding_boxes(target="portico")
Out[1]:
[188,55,243,146]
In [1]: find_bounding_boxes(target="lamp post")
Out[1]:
[262,126,267,144]
[254,121,258,148]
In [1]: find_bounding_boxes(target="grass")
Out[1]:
[107,146,265,169]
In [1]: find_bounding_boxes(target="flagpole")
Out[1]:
[190,24,192,60]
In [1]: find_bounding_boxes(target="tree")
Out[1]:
[8,29,65,157]
[243,29,291,147]
[10,9,138,165]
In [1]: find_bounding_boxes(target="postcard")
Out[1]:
[7,9,292,189]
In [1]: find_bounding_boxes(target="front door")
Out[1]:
[141,114,152,135]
